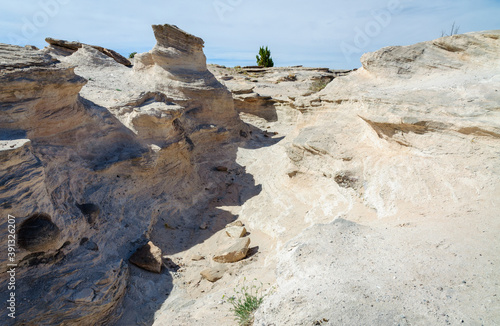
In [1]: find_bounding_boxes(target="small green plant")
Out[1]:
[256,46,274,67]
[129,52,137,58]
[224,279,266,326]
[441,22,460,37]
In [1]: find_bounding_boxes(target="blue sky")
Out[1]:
[1,0,499,69]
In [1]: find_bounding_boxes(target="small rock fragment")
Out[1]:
[215,166,228,172]
[213,237,251,263]
[191,254,205,261]
[129,241,163,273]
[200,266,227,282]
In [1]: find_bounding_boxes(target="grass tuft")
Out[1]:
[224,278,267,326]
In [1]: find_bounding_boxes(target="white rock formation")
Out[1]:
[1,27,499,326]
[0,24,247,325]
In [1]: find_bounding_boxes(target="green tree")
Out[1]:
[256,46,274,67]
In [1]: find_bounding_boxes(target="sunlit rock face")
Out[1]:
[253,30,500,326]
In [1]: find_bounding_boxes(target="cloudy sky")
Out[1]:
[1,0,499,69]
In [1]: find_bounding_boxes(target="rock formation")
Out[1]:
[45,37,132,66]
[1,26,499,326]
[0,23,248,325]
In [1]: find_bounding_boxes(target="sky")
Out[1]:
[1,0,499,69]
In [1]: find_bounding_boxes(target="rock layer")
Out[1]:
[45,37,132,66]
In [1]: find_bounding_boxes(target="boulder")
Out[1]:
[129,241,163,273]
[230,85,254,95]
[213,237,251,263]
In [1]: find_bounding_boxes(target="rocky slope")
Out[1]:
[1,26,499,326]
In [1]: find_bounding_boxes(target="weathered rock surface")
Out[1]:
[0,43,58,69]
[208,65,349,123]
[129,241,163,273]
[213,237,251,263]
[45,37,132,66]
[250,30,500,325]
[135,24,206,73]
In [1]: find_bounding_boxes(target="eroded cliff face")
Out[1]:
[0,25,247,325]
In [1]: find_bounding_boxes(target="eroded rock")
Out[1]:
[134,24,206,73]
[45,37,131,66]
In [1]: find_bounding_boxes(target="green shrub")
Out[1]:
[224,279,266,326]
[256,46,274,67]
[129,52,137,58]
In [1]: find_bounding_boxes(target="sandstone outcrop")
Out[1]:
[251,30,500,325]
[134,24,206,73]
[0,24,246,326]
[45,37,132,66]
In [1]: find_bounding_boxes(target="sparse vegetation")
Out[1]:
[256,46,274,67]
[309,79,329,93]
[441,22,460,37]
[278,73,297,82]
[129,52,137,58]
[224,279,267,326]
